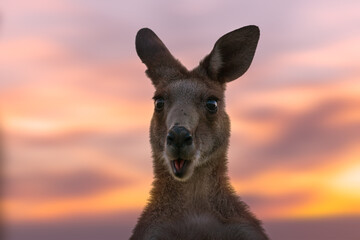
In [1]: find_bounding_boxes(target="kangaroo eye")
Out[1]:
[206,99,218,113]
[154,98,165,111]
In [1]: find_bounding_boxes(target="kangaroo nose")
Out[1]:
[167,126,193,148]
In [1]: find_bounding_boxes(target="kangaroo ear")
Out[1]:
[199,25,260,83]
[135,28,187,86]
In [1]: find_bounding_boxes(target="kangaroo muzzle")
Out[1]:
[165,126,196,178]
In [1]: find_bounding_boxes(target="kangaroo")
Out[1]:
[130,26,269,240]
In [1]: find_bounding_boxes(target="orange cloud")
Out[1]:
[231,146,360,220]
[4,178,152,222]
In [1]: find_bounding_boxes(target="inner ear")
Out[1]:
[198,25,260,83]
[135,28,188,86]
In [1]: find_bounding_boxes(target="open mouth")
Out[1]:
[171,159,189,178]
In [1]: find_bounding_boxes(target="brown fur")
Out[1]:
[131,26,269,239]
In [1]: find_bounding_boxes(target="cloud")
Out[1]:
[5,211,139,240]
[266,216,360,240]
[241,191,312,219]
[5,128,152,177]
[230,98,360,177]
[4,168,130,201]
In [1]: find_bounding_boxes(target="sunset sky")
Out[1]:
[1,0,360,239]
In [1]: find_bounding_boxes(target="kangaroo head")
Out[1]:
[136,26,259,181]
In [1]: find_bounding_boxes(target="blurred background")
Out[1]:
[1,0,360,239]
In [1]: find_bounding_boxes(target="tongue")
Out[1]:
[175,159,185,171]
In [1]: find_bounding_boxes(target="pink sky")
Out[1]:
[1,0,360,239]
